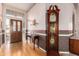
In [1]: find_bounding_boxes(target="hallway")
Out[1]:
[0,42,46,56]
[0,3,79,56]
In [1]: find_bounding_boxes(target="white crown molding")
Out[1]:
[2,3,26,14]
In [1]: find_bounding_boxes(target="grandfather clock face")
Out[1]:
[50,13,56,22]
[50,13,56,49]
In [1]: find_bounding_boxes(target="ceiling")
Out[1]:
[4,3,35,12]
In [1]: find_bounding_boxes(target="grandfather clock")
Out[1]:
[46,5,60,56]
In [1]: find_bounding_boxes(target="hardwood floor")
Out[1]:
[0,42,46,56]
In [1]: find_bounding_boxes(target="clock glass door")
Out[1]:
[50,13,56,49]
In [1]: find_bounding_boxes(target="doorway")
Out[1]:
[10,19,22,43]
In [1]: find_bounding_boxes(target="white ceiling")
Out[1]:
[4,3,35,12]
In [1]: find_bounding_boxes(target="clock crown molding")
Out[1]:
[47,5,60,14]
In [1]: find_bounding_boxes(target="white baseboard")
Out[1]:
[35,44,47,53]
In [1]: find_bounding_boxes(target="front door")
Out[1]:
[10,19,22,43]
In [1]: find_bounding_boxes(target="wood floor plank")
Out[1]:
[0,42,46,56]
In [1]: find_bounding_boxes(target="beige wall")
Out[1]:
[74,4,79,37]
[0,3,2,32]
[27,3,74,31]
[0,3,2,16]
[0,3,2,46]
[46,3,74,30]
[27,3,46,30]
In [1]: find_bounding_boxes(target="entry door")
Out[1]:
[10,19,22,43]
